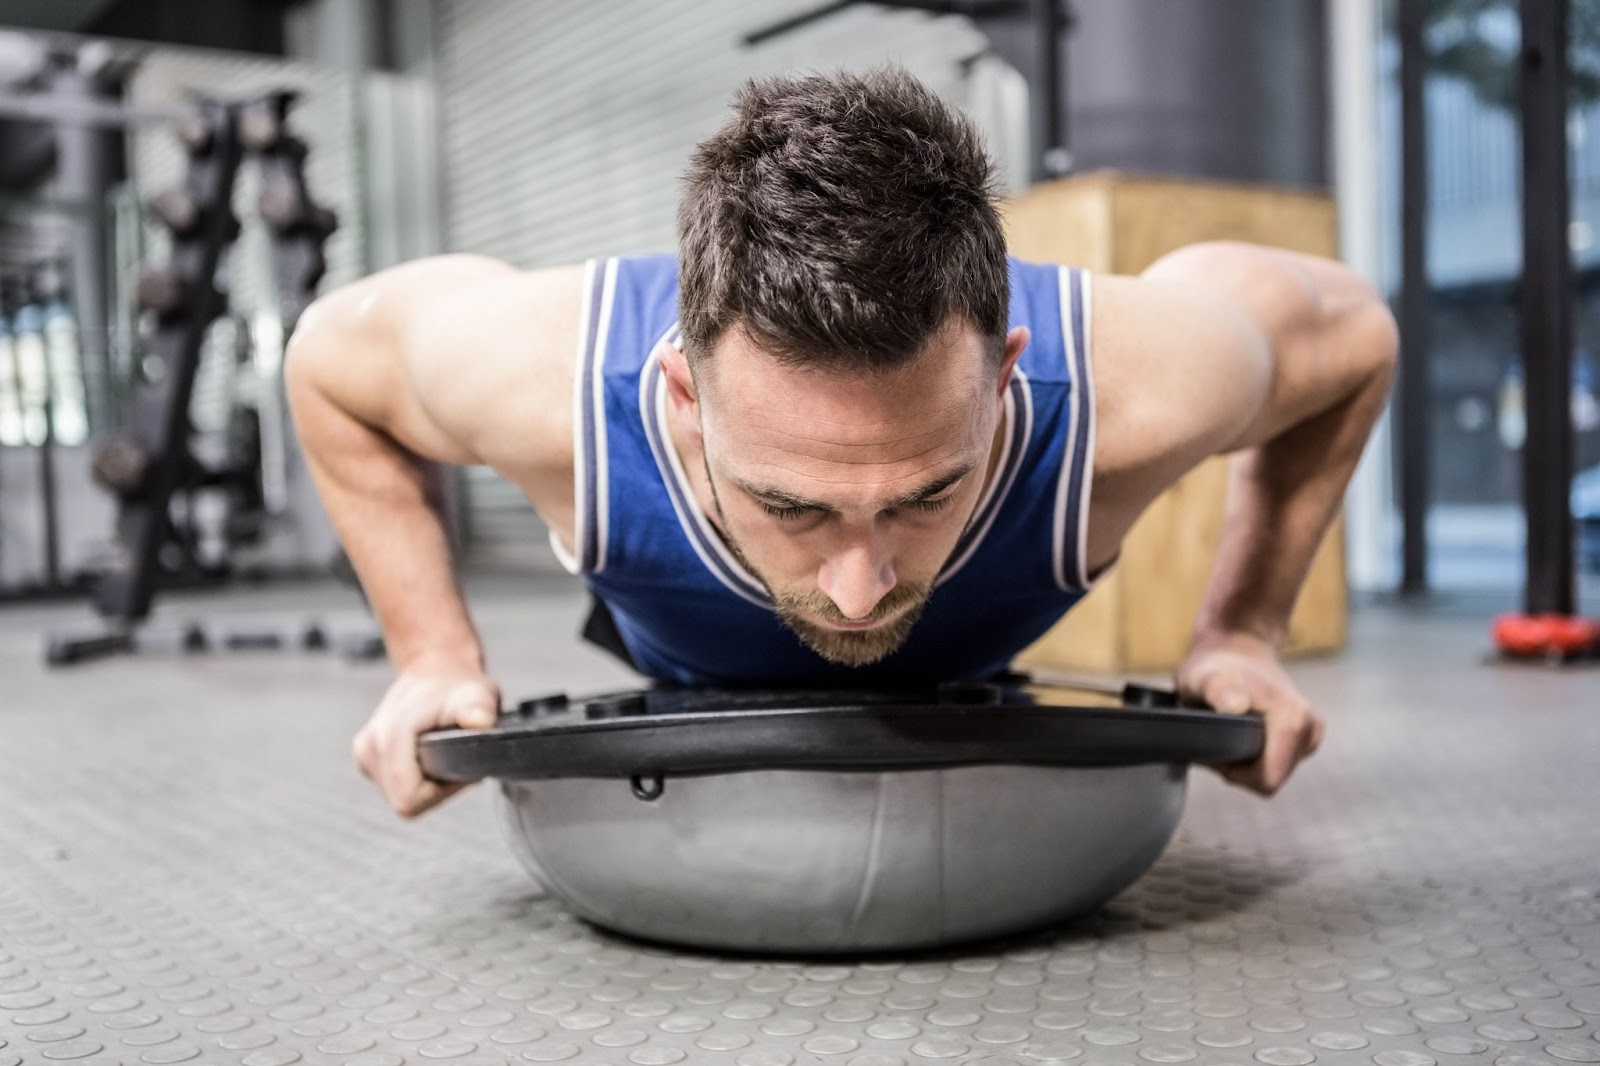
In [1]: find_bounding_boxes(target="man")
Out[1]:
[286,68,1397,819]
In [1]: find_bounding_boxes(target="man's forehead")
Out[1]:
[706,365,984,466]
[698,317,989,382]
[699,323,988,422]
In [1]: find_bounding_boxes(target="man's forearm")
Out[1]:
[290,368,484,673]
[1194,299,1397,648]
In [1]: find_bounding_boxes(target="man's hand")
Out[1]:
[1175,631,1324,796]
[353,662,501,817]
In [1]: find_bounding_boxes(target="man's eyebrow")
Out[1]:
[888,464,975,507]
[733,463,976,512]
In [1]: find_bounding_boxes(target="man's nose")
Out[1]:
[817,527,897,621]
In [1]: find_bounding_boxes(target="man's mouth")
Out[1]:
[814,605,909,632]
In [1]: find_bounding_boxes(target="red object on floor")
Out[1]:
[1493,612,1600,658]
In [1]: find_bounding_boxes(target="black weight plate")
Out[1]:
[417,682,1263,783]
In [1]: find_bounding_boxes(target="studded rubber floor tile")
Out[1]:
[2,587,1598,1065]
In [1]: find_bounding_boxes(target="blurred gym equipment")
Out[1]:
[1488,0,1599,662]
[45,90,371,666]
[1394,0,1596,660]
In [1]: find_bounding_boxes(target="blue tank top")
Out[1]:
[554,254,1097,686]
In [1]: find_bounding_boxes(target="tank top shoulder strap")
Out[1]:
[1001,259,1098,593]
[565,255,681,576]
[1050,264,1097,593]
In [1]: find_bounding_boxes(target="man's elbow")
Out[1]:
[283,278,386,399]
[282,290,382,431]
[1352,296,1400,393]
[282,303,333,416]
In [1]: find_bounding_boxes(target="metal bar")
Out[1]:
[871,0,1024,15]
[1053,1,1069,171]
[1518,0,1576,616]
[37,399,60,586]
[0,91,186,129]
[0,192,106,218]
[1027,0,1067,181]
[743,1,862,46]
[1397,0,1431,595]
[743,0,1022,46]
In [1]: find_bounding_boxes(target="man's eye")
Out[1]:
[756,496,952,521]
[759,502,816,521]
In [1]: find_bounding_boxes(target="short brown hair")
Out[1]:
[677,66,1009,374]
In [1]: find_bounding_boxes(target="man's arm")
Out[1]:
[1137,241,1398,647]
[285,254,584,815]
[1090,241,1399,794]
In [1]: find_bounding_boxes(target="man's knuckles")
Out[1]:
[392,781,451,819]
[352,731,379,778]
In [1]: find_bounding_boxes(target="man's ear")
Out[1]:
[999,326,1029,394]
[660,343,699,418]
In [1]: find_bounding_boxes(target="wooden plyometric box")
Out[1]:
[1003,171,1348,675]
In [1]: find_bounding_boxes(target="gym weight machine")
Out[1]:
[48,91,377,666]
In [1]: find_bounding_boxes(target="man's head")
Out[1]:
[667,67,1028,666]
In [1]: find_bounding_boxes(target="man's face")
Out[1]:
[662,320,1027,667]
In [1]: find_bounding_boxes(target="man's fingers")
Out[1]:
[394,778,473,819]
[373,716,428,810]
[1180,643,1322,798]
[1306,713,1326,756]
[379,740,442,818]
[1210,759,1266,794]
[1213,689,1252,715]
[1188,669,1244,714]
[354,668,501,819]
[351,729,377,781]
[1263,704,1322,793]
[442,682,499,730]
[1261,717,1298,792]
[372,684,495,813]
[1200,686,1285,791]
[1203,702,1318,797]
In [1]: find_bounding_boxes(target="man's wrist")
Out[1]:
[392,639,485,675]
[1189,616,1285,656]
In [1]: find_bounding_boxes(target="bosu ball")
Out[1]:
[419,681,1262,954]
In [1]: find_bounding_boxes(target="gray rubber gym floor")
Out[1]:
[3,575,1598,1066]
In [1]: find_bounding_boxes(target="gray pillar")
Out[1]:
[1062,0,1328,187]
[284,0,388,71]
[972,0,1326,187]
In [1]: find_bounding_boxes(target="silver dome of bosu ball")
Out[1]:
[420,681,1261,955]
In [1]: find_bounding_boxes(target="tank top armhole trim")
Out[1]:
[1051,266,1097,593]
[637,336,772,609]
[1076,270,1099,590]
[571,257,618,576]
[547,529,581,575]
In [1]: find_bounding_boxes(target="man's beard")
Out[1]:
[703,456,935,667]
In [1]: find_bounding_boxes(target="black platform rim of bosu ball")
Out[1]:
[418,681,1264,784]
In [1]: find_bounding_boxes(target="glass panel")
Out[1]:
[1384,0,1600,592]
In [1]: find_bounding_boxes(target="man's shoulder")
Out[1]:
[385,259,590,491]
[1084,268,1270,512]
